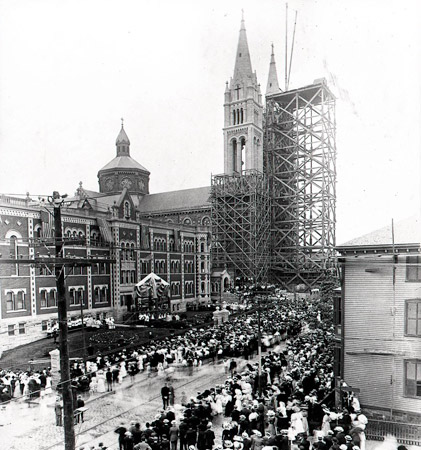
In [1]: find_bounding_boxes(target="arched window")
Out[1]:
[121,243,125,260]
[232,110,236,125]
[240,108,244,123]
[124,201,131,218]
[241,137,246,170]
[200,242,205,253]
[130,243,135,260]
[232,139,237,172]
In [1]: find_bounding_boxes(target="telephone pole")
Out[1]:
[51,191,75,450]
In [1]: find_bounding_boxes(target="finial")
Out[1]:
[121,117,124,128]
[79,181,83,188]
[241,9,244,21]
[271,42,274,54]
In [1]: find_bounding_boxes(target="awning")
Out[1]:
[135,273,169,299]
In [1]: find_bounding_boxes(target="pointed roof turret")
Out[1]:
[232,12,253,84]
[266,44,281,96]
[116,118,130,156]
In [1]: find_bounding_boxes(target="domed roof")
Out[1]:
[99,155,149,174]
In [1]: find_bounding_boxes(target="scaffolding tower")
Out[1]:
[211,170,271,283]
[265,81,337,289]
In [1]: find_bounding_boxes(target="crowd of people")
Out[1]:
[1,284,371,450]
[72,288,370,450]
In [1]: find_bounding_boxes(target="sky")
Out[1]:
[0,0,420,244]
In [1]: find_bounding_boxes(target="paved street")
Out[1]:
[1,355,261,450]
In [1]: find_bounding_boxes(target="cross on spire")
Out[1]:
[235,84,241,100]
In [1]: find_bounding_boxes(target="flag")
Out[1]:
[97,217,113,243]
[40,209,54,238]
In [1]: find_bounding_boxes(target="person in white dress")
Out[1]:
[96,370,106,393]
[45,375,52,395]
[290,406,305,435]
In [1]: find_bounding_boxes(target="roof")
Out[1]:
[338,215,421,249]
[98,155,150,173]
[266,44,281,96]
[116,125,130,145]
[232,16,254,85]
[138,186,211,214]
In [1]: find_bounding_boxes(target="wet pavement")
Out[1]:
[1,354,264,450]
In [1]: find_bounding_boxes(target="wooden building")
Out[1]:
[337,216,421,421]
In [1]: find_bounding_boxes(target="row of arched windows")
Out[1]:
[185,281,194,295]
[170,260,181,273]
[6,290,26,311]
[155,259,166,274]
[232,108,244,125]
[120,241,135,260]
[121,270,136,284]
[184,240,194,253]
[184,260,194,273]
[154,238,167,252]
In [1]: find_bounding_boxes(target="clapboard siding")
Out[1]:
[344,353,392,408]
[344,261,393,340]
[343,253,421,415]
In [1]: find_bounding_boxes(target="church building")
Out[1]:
[0,16,279,350]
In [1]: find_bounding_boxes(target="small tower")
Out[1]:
[266,44,281,96]
[97,121,150,195]
[223,13,263,175]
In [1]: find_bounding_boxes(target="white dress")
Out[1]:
[290,411,305,434]
[96,372,106,393]
[45,376,52,395]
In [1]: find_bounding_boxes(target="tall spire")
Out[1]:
[266,43,281,96]
[232,12,253,84]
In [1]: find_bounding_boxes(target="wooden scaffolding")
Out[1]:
[264,81,337,289]
[210,170,271,283]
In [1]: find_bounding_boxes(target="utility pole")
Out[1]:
[51,191,75,450]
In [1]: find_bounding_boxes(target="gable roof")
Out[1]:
[138,186,211,214]
[338,215,421,249]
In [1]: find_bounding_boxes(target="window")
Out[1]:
[406,300,421,336]
[19,322,26,335]
[5,290,26,311]
[406,255,421,281]
[405,360,421,397]
[8,324,15,336]
[124,201,131,218]
[69,287,84,306]
[94,286,108,303]
[40,289,57,308]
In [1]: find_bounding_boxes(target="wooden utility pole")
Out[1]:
[51,191,75,450]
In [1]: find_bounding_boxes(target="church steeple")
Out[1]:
[233,11,253,85]
[266,44,281,96]
[116,118,130,156]
[223,13,263,175]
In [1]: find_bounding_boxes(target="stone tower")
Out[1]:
[98,123,150,195]
[223,14,263,175]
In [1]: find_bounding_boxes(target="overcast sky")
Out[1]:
[0,0,420,243]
